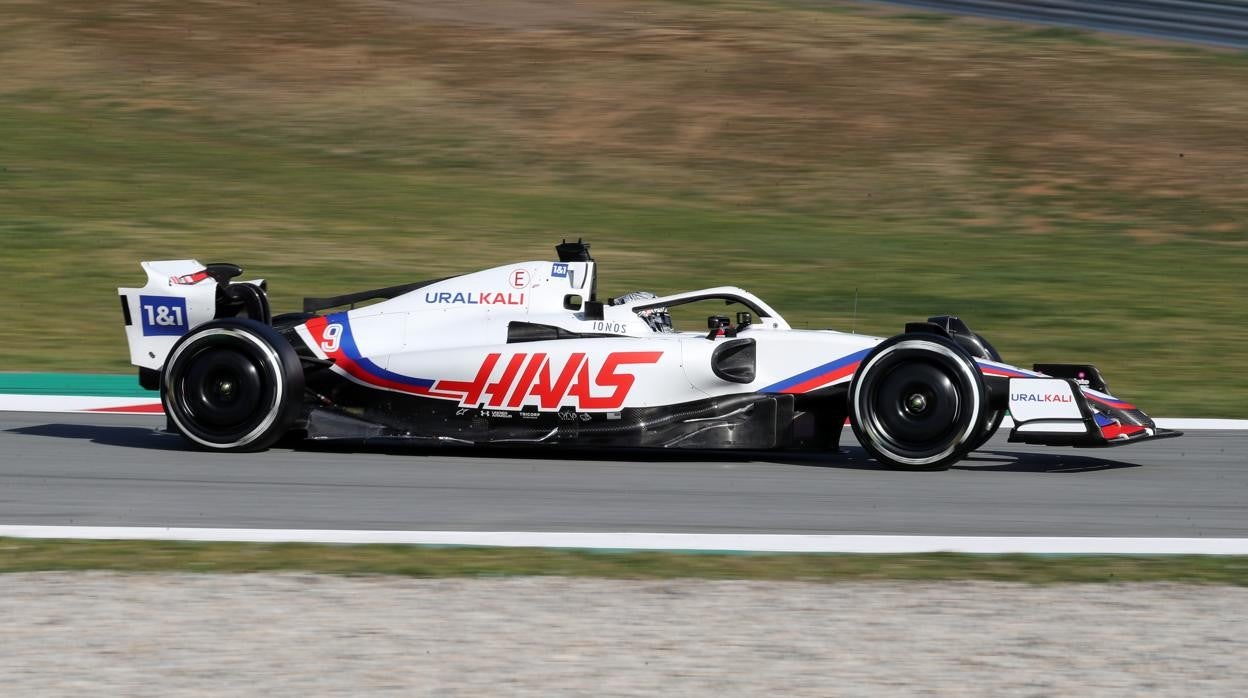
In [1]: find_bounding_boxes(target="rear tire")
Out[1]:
[161,318,304,451]
[849,334,988,471]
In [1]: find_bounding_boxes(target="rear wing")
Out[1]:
[118,260,269,374]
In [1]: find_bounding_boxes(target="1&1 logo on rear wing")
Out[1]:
[139,295,188,336]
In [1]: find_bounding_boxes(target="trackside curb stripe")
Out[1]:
[2,526,1248,554]
[0,395,164,414]
[0,373,151,398]
[1142,418,1248,430]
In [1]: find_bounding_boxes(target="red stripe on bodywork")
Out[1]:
[1084,393,1137,411]
[780,363,860,394]
[979,366,1031,378]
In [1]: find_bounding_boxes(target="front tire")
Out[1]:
[161,318,304,452]
[849,334,988,471]
[964,333,1004,453]
[965,409,1005,454]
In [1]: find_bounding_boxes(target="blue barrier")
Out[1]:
[866,0,1248,49]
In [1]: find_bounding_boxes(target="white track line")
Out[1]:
[1144,418,1248,430]
[0,395,162,414]
[998,416,1247,431]
[2,526,1246,555]
[1,394,1245,429]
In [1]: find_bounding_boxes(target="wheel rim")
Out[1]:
[184,348,264,428]
[872,361,961,447]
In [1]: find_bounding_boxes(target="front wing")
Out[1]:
[1005,377,1182,447]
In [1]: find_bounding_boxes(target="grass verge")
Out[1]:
[1,0,1245,415]
[3,539,1247,585]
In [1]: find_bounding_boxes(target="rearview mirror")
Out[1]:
[563,294,583,311]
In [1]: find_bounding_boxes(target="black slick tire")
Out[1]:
[964,333,1004,453]
[965,409,1005,454]
[161,318,304,452]
[849,333,989,471]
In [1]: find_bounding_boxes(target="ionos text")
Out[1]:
[592,321,628,334]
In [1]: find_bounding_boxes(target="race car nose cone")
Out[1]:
[905,393,928,415]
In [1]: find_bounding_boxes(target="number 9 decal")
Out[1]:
[320,323,343,353]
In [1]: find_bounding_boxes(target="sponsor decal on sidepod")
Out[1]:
[304,316,661,411]
[424,291,525,305]
[437,351,662,410]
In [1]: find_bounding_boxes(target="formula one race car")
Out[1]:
[118,241,1180,470]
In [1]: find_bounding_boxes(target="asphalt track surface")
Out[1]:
[1,412,1244,538]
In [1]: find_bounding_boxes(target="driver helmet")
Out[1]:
[612,291,673,333]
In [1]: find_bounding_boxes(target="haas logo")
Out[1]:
[437,351,662,410]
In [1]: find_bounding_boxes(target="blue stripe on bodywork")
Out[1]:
[327,311,436,390]
[975,360,1037,378]
[760,348,872,393]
